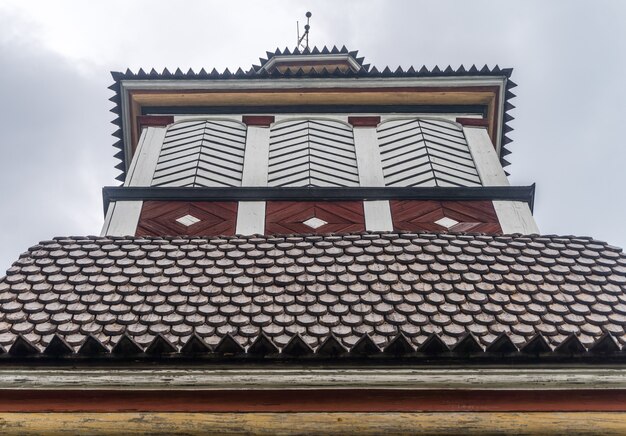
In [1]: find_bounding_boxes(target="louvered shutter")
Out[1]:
[377,119,482,187]
[151,120,247,187]
[268,119,359,187]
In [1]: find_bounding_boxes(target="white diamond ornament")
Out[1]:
[176,214,201,227]
[302,217,328,229]
[434,217,459,229]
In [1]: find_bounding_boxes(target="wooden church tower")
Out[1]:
[1,44,626,434]
[102,46,537,239]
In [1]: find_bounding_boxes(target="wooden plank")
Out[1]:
[126,127,166,187]
[390,200,502,234]
[493,200,540,234]
[1,389,626,413]
[463,126,508,186]
[105,201,143,236]
[265,201,365,235]
[363,200,393,231]
[2,412,626,435]
[236,201,266,235]
[135,201,238,237]
[3,368,626,391]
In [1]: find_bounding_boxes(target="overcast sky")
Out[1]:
[0,0,625,272]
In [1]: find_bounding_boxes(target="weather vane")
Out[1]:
[297,12,312,50]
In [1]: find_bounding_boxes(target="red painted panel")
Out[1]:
[136,201,238,237]
[348,116,381,127]
[391,200,502,234]
[456,117,490,127]
[137,115,175,129]
[266,201,365,235]
[1,390,625,412]
[242,115,275,126]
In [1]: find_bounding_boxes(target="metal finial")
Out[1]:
[297,12,312,50]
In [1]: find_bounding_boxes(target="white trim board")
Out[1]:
[494,200,540,234]
[100,201,143,237]
[125,126,166,187]
[463,126,509,186]
[1,368,625,391]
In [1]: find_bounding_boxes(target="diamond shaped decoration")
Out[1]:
[434,217,459,229]
[176,214,201,227]
[302,217,328,229]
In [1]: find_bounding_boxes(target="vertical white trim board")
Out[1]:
[241,126,271,186]
[102,201,143,237]
[353,127,385,186]
[236,201,266,235]
[364,200,394,231]
[494,201,540,235]
[126,127,166,187]
[463,126,509,186]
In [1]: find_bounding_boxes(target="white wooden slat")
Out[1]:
[430,158,481,178]
[386,170,436,187]
[153,154,201,175]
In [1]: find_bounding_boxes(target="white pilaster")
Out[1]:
[102,126,166,236]
[493,201,540,234]
[241,127,270,186]
[353,126,393,231]
[236,125,271,234]
[125,126,167,186]
[463,126,509,186]
[100,201,143,236]
[464,126,539,234]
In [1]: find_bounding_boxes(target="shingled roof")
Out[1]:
[1,232,625,362]
[109,45,516,182]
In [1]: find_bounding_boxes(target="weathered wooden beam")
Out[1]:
[1,367,626,390]
[0,412,625,435]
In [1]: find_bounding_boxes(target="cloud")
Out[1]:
[0,0,625,272]
[0,11,116,270]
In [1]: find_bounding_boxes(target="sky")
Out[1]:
[0,0,625,272]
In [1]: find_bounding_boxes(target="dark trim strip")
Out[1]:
[137,115,174,129]
[102,185,535,215]
[242,115,275,126]
[456,117,490,127]
[348,116,381,127]
[143,104,488,116]
[0,389,624,412]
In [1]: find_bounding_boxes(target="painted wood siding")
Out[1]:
[268,119,359,187]
[390,200,502,233]
[135,201,238,236]
[265,201,365,234]
[151,120,247,187]
[377,118,483,187]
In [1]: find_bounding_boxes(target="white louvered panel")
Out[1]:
[152,120,246,187]
[268,119,359,187]
[377,118,483,188]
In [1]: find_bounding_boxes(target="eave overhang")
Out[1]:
[109,50,515,183]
